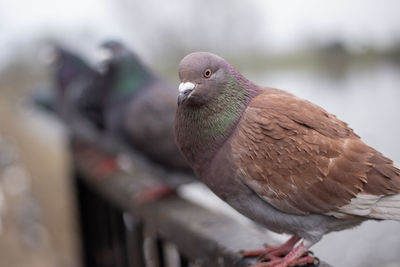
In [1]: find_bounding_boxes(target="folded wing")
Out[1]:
[232,88,400,219]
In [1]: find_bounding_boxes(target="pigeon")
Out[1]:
[52,45,104,140]
[174,52,400,267]
[88,41,192,173]
[53,46,93,117]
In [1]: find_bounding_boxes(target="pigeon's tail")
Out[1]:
[368,193,400,221]
[329,193,400,220]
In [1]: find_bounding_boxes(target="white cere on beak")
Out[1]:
[178,82,195,93]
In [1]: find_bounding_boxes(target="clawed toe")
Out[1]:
[245,238,319,267]
[243,235,303,263]
[240,245,278,259]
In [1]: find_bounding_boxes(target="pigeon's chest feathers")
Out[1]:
[194,99,239,139]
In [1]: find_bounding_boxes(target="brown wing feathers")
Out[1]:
[363,152,400,195]
[232,89,400,216]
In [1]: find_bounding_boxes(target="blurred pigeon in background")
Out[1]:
[32,41,195,202]
[31,45,103,140]
[81,41,192,173]
[52,45,104,140]
[53,46,91,116]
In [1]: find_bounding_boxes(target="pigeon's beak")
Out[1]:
[177,82,195,106]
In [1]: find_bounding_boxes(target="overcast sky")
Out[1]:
[1,0,400,66]
[262,0,400,50]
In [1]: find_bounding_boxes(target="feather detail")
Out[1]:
[231,89,400,216]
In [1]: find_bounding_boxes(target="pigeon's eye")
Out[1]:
[203,68,212,78]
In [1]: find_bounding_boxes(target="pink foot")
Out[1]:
[251,241,317,267]
[132,183,176,204]
[242,236,300,260]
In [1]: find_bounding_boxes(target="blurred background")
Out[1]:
[1,0,400,267]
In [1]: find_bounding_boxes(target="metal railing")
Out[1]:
[72,139,329,267]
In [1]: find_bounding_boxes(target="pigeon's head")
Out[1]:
[97,40,131,64]
[177,52,230,107]
[50,45,93,93]
[97,40,144,74]
[101,40,125,56]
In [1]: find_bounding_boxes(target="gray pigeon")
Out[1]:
[52,45,103,140]
[89,41,192,173]
[174,52,400,267]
